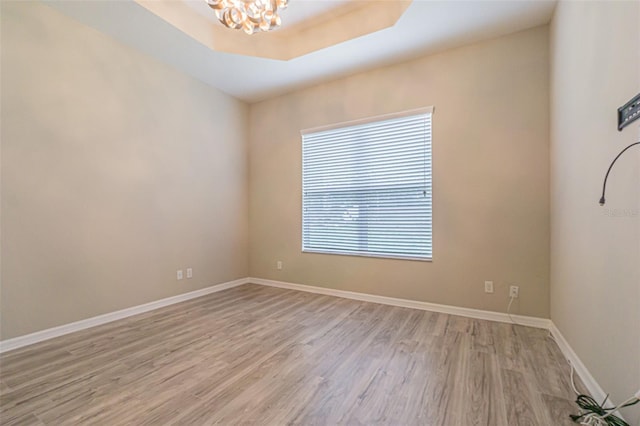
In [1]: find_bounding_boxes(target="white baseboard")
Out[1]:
[249,277,552,329]
[549,322,608,404]
[0,278,249,354]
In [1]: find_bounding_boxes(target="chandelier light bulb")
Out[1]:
[206,0,288,34]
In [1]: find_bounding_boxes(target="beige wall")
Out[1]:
[0,1,249,340]
[550,1,639,422]
[249,26,551,318]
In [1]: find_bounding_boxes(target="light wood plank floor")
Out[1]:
[0,284,585,425]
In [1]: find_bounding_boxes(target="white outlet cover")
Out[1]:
[484,281,494,293]
[177,270,183,280]
[186,268,193,278]
[509,286,519,298]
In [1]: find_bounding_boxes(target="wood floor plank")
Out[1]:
[0,284,583,425]
[525,340,573,398]
[0,412,44,426]
[327,309,419,424]
[501,368,542,426]
[540,393,578,426]
[469,319,497,354]
[460,351,508,426]
[416,331,467,426]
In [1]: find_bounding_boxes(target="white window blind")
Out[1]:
[302,109,432,260]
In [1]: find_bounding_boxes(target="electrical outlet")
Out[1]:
[177,270,183,280]
[186,268,193,279]
[276,261,283,270]
[509,285,519,298]
[484,281,494,293]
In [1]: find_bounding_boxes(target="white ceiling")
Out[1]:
[45,0,556,103]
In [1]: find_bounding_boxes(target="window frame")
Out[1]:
[301,107,434,262]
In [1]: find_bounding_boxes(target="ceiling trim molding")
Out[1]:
[135,0,411,61]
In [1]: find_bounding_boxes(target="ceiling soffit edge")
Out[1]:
[135,0,412,61]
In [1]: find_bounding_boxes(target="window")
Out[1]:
[302,108,432,260]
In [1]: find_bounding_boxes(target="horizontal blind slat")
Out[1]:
[302,111,432,260]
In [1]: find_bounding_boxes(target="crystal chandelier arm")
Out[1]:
[206,0,288,34]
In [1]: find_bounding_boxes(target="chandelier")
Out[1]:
[206,0,289,35]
